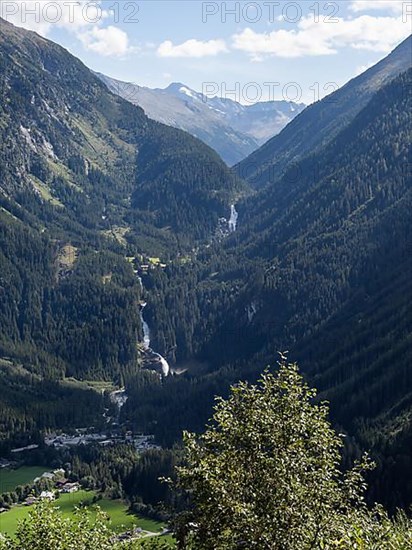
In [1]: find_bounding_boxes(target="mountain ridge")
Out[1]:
[96,72,305,165]
[124,64,412,510]
[0,17,244,248]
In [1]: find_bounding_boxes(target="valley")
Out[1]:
[0,11,411,548]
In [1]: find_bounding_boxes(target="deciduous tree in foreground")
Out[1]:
[174,357,412,549]
[0,503,170,549]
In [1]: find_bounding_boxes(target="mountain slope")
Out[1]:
[237,35,412,188]
[0,18,244,250]
[0,17,244,443]
[97,74,305,165]
[221,68,412,368]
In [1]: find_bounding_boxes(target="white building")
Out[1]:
[40,491,55,500]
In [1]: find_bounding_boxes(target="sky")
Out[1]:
[1,0,411,104]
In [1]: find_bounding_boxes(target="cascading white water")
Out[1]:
[228,204,238,232]
[137,276,170,377]
[109,389,128,423]
[152,353,170,377]
[140,303,151,349]
[110,389,128,410]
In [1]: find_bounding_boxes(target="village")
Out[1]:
[0,464,171,544]
[44,429,161,453]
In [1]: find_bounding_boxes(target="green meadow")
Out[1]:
[0,490,165,538]
[0,466,50,494]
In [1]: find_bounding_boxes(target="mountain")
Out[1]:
[96,73,305,165]
[237,35,412,188]
[0,17,243,444]
[236,68,412,509]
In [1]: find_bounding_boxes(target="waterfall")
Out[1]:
[140,303,151,349]
[228,204,238,232]
[110,389,128,410]
[109,389,128,423]
[151,353,170,377]
[138,278,170,377]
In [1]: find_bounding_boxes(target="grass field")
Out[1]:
[0,466,50,494]
[0,490,165,538]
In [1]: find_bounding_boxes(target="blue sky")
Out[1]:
[1,1,411,103]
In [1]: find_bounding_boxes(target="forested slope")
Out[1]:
[0,18,243,248]
[124,68,412,508]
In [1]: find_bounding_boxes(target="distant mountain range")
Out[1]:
[96,74,306,165]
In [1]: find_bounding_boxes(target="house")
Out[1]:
[0,507,7,513]
[40,491,55,500]
[0,459,11,469]
[61,482,80,494]
[24,496,38,506]
[55,478,69,488]
[53,468,65,476]
[10,444,39,453]
[34,471,54,482]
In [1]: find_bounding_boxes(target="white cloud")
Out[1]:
[0,0,134,57]
[1,0,106,34]
[349,1,406,14]
[232,14,410,58]
[157,39,228,58]
[232,27,335,58]
[78,26,134,57]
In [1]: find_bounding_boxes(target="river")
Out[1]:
[135,205,239,376]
